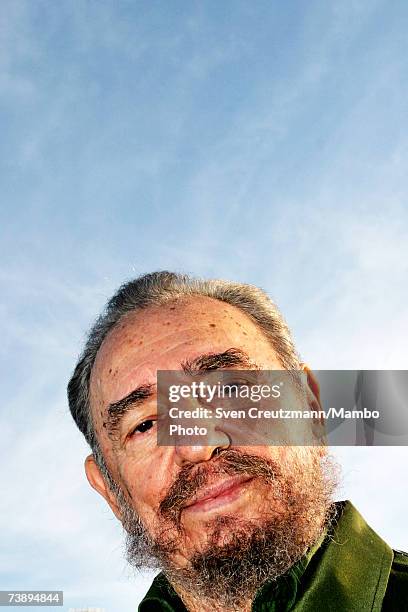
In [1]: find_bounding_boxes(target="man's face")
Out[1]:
[88,296,336,583]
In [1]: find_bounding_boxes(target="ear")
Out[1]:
[84,454,123,521]
[300,363,327,450]
[300,363,322,409]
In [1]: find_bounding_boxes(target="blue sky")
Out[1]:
[1,1,408,610]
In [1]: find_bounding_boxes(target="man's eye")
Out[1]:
[131,420,155,436]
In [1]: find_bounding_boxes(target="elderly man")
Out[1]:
[68,271,407,611]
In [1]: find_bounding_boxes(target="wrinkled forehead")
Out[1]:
[89,296,280,414]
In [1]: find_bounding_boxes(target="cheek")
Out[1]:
[117,452,172,517]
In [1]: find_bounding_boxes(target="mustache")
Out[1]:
[158,449,282,525]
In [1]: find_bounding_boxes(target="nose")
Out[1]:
[174,428,231,466]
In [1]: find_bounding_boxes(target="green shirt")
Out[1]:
[139,500,408,611]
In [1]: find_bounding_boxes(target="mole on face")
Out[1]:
[209,323,216,328]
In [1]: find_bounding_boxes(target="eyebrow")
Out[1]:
[104,347,259,438]
[105,384,155,437]
[180,347,259,374]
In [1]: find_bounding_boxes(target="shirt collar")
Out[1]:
[250,528,326,612]
[289,499,393,611]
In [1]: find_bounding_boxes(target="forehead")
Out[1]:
[89,296,279,413]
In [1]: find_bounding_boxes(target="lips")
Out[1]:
[182,474,254,512]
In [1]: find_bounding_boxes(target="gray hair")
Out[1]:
[67,271,301,481]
